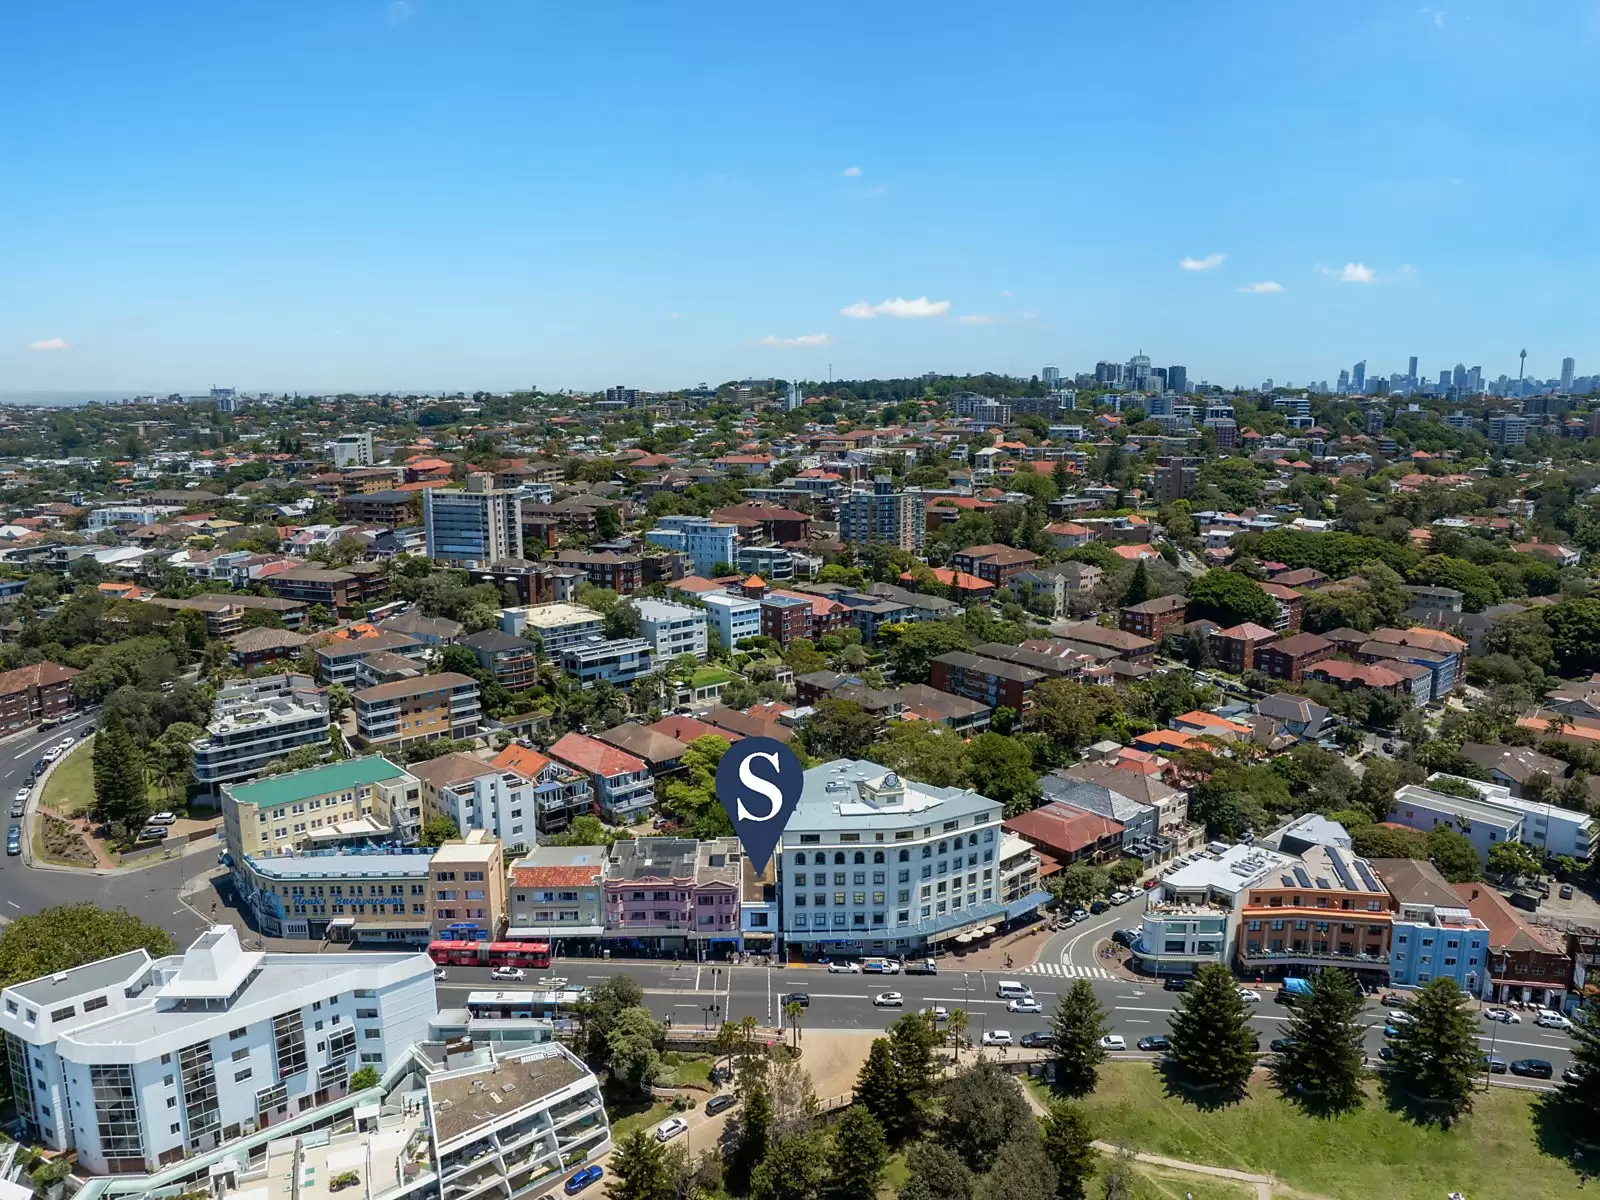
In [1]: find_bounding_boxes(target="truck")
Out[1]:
[1276,977,1313,1005]
[860,957,900,974]
[902,958,938,976]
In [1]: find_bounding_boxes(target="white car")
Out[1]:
[1006,998,1043,1014]
[490,966,525,982]
[42,748,60,763]
[1536,1010,1572,1031]
[1108,891,1132,905]
[981,1030,1013,1047]
[1388,1009,1416,1025]
[923,1006,949,1022]
[1483,1007,1519,1024]
[1099,1034,1127,1052]
[148,811,177,825]
[433,968,447,981]
[654,1117,688,1142]
[873,991,904,1008]
[827,961,860,974]
[14,788,28,802]
[1237,988,1262,1003]
[57,737,74,750]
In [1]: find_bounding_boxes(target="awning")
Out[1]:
[506,926,603,939]
[742,932,776,942]
[1005,890,1052,921]
[351,922,430,934]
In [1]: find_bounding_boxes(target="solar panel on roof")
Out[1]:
[1354,860,1382,892]
[1326,848,1356,891]
[1280,874,1295,887]
[1315,876,1331,889]
[1293,866,1312,888]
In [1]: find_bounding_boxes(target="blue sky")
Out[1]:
[4,1,1597,394]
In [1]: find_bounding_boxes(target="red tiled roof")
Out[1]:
[511,865,602,888]
[492,744,552,778]
[548,731,647,778]
[0,661,79,696]
[648,715,741,744]
[1004,805,1124,855]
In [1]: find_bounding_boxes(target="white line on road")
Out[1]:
[1125,1018,1152,1024]
[5,901,18,910]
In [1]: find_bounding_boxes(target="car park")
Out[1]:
[1006,997,1043,1014]
[1019,1032,1053,1049]
[1098,1035,1127,1051]
[491,966,526,981]
[1237,988,1262,1003]
[654,1117,688,1142]
[873,991,904,1007]
[705,1093,738,1116]
[1536,1010,1572,1031]
[1483,1007,1519,1024]
[827,960,860,973]
[981,1030,1013,1047]
[1511,1058,1553,1079]
[783,992,810,1008]
[1136,1035,1169,1052]
[565,1167,604,1194]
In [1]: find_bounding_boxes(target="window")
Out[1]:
[234,1068,252,1083]
[50,1005,75,1021]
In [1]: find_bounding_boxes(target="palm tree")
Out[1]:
[740,1014,758,1051]
[947,1008,969,1052]
[785,1000,804,1049]
[714,1021,741,1076]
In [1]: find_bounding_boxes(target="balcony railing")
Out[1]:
[1241,948,1390,965]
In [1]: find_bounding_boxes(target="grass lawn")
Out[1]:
[876,1143,1251,1200]
[690,667,732,688]
[39,739,96,817]
[1035,1064,1588,1200]
[660,1053,715,1089]
[606,1095,674,1143]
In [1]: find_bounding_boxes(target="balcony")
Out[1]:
[1241,947,1389,967]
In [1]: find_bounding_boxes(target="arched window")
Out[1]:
[853,851,865,864]
[898,849,910,862]
[873,851,885,864]
[968,833,979,847]
[834,852,846,865]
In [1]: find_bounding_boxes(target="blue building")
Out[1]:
[1372,856,1490,996]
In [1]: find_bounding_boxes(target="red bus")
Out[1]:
[427,940,485,966]
[487,941,551,970]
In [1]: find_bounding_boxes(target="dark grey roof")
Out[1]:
[461,629,538,653]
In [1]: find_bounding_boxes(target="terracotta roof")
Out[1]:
[491,743,553,778]
[0,661,79,696]
[596,723,687,765]
[548,731,647,778]
[1452,883,1569,956]
[1263,632,1333,657]
[648,715,741,744]
[1004,804,1124,855]
[1215,622,1277,641]
[701,707,794,743]
[511,865,603,888]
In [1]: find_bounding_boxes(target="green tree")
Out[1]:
[749,1132,828,1200]
[884,621,973,684]
[1185,569,1278,629]
[606,1006,665,1095]
[1040,1101,1098,1200]
[854,1038,899,1132]
[868,722,972,789]
[348,1065,379,1090]
[1426,827,1482,882]
[981,1129,1057,1200]
[1487,840,1541,878]
[0,904,175,989]
[886,1010,940,1137]
[1106,858,1142,890]
[1543,598,1600,676]
[966,733,1040,816]
[1026,679,1119,755]
[827,1106,888,1200]
[941,1059,1033,1172]
[606,1128,674,1200]
[1166,963,1257,1099]
[1121,559,1153,606]
[1049,980,1108,1096]
[1558,991,1600,1114]
[418,815,459,847]
[799,699,879,760]
[1271,967,1367,1113]
[1384,977,1480,1125]
[731,1081,774,1186]
[91,713,149,834]
[899,1141,974,1200]
[1053,863,1106,911]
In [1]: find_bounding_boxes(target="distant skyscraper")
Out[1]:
[1337,369,1350,394]
[1126,354,1153,390]
[605,384,640,407]
[1561,357,1576,391]
[1407,356,1418,387]
[839,476,925,553]
[1466,365,1482,394]
[1352,361,1367,393]
[1452,364,1467,391]
[1042,366,1061,387]
[1439,369,1452,389]
[1094,361,1122,386]
[1167,365,1187,395]
[1152,367,1167,391]
[784,382,802,411]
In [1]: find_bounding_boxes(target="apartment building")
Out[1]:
[0,926,434,1177]
[1119,593,1189,641]
[467,557,582,606]
[948,543,1040,586]
[1372,857,1490,996]
[1211,622,1277,674]
[262,565,387,618]
[507,846,608,944]
[547,732,654,823]
[1236,844,1392,982]
[502,601,605,652]
[838,476,926,553]
[1388,778,1597,864]
[1252,631,1335,682]
[633,597,708,661]
[410,751,538,853]
[491,743,594,834]
[191,674,330,791]
[777,760,1012,955]
[1054,621,1158,664]
[238,847,436,943]
[559,636,654,688]
[220,756,421,867]
[336,488,418,526]
[0,660,80,730]
[460,628,542,690]
[598,836,744,954]
[552,550,644,594]
[428,831,507,942]
[353,672,481,749]
[644,516,739,575]
[694,838,744,951]
[929,650,1043,712]
[422,473,524,567]
[1136,844,1295,978]
[701,591,761,650]
[225,626,311,671]
[313,627,428,685]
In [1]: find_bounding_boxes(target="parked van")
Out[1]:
[995,980,1033,1000]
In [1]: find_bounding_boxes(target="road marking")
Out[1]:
[1124,1018,1152,1024]
[1025,962,1113,980]
[5,901,18,910]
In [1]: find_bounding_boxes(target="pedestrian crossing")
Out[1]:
[1024,961,1114,980]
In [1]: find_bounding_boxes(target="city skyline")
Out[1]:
[5,0,1596,392]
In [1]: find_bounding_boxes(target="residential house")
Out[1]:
[1453,881,1573,1009]
[1458,743,1566,797]
[595,723,688,776]
[491,742,594,834]
[1253,631,1334,682]
[1004,803,1125,866]
[0,661,79,730]
[1254,694,1330,741]
[548,732,655,822]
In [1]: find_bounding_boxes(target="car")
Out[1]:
[491,966,526,981]
[654,1117,689,1142]
[137,826,168,841]
[1069,909,1089,922]
[1111,928,1139,947]
[783,992,810,1008]
[1563,1065,1587,1085]
[14,787,28,802]
[1383,1024,1405,1039]
[1237,988,1262,1003]
[705,1093,738,1116]
[873,991,904,1008]
[1098,1035,1127,1052]
[148,811,177,825]
[1269,1037,1297,1053]
[5,837,19,856]
[1163,977,1189,992]
[1511,1058,1554,1079]
[981,1030,1013,1047]
[1006,998,1043,1014]
[1019,1032,1054,1049]
[1377,1045,1396,1061]
[1560,884,1575,900]
[1483,1007,1520,1024]
[433,967,447,981]
[1380,992,1409,1007]
[827,960,860,973]
[1143,878,1160,890]
[1108,891,1132,905]
[1386,1010,1413,1025]
[57,736,74,749]
[1382,742,1396,754]
[564,1166,604,1195]
[1136,1035,1170,1052]
[1482,1054,1507,1074]
[1536,1009,1572,1031]
[9,803,23,819]
[1089,900,1110,915]
[922,1006,949,1022]
[42,748,60,763]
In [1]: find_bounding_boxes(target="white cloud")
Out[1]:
[839,296,951,320]
[1001,289,1013,297]
[755,333,833,348]
[955,314,999,325]
[1324,262,1377,283]
[388,0,412,23]
[27,337,69,351]
[1236,281,1284,293]
[1398,263,1418,275]
[840,166,861,177]
[1419,7,1445,29]
[669,312,680,320]
[1179,253,1226,271]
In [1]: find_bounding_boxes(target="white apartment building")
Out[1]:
[87,503,185,531]
[702,591,761,650]
[778,760,1008,955]
[0,926,435,1178]
[423,473,523,567]
[645,516,739,575]
[501,602,604,652]
[331,430,374,467]
[1135,843,1294,978]
[191,674,330,790]
[411,751,539,854]
[633,597,708,661]
[508,845,609,941]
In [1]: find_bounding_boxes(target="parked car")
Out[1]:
[1136,1035,1170,1052]
[14,787,28,802]
[1111,929,1139,947]
[981,1030,1013,1047]
[1511,1058,1554,1079]
[1237,988,1262,1003]
[1386,1010,1413,1025]
[782,992,810,1008]
[1563,1065,1587,1085]
[1382,742,1396,754]
[1019,1032,1053,1049]
[872,991,904,1008]
[705,1093,738,1116]
[564,1167,604,1194]
[1536,1010,1572,1031]
[491,966,526,982]
[137,826,168,841]
[1089,900,1110,915]
[1098,1034,1127,1052]
[1380,992,1409,1007]
[1163,977,1189,992]
[57,736,75,749]
[1069,909,1089,922]
[654,1117,689,1142]
[1482,1054,1507,1074]
[1006,997,1043,1014]
[1382,1024,1405,1039]
[1560,884,1575,900]
[1108,891,1132,905]
[1269,1037,1297,1053]
[1483,1007,1520,1024]
[148,811,177,825]
[1377,1045,1396,1061]
[827,961,860,974]
[9,802,23,819]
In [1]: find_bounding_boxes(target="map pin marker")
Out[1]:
[714,736,805,873]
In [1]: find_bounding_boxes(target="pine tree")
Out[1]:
[887,1010,940,1136]
[941,1059,1032,1172]
[731,1081,774,1187]
[1049,979,1108,1096]
[980,1129,1057,1200]
[1386,976,1481,1124]
[92,712,148,835]
[900,1141,974,1200]
[854,1038,898,1132]
[605,1129,673,1200]
[828,1106,888,1200]
[1272,968,1367,1112]
[1165,963,1257,1097]
[1041,1100,1098,1200]
[1122,559,1153,606]
[749,1132,828,1200]
[1560,990,1600,1112]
